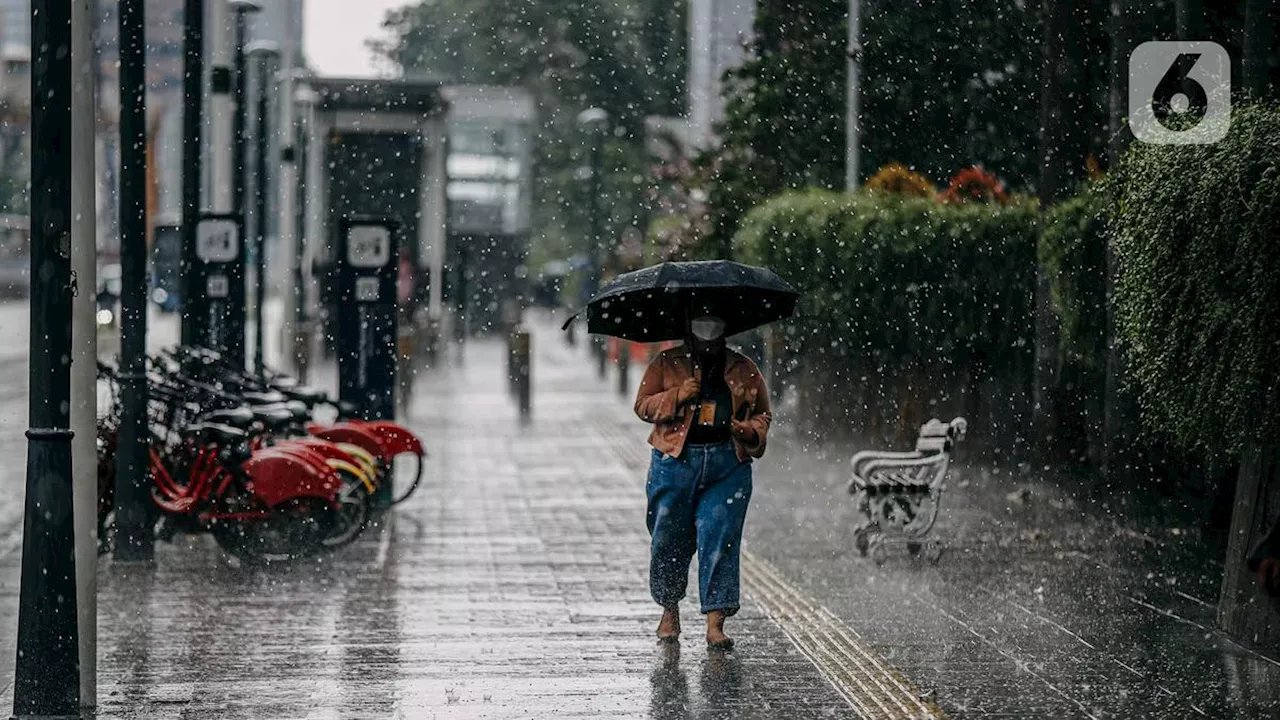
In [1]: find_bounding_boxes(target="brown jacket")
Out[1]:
[634,345,772,462]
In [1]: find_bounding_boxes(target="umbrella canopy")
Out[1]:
[563,260,799,342]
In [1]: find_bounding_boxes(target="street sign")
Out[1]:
[336,216,399,422]
[190,213,245,366]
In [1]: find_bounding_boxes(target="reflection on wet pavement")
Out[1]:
[74,332,861,719]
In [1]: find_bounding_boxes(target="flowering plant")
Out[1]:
[864,162,936,197]
[939,165,1010,204]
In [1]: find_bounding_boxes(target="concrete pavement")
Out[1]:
[0,302,1274,717]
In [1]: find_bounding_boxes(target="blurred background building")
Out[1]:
[686,0,755,149]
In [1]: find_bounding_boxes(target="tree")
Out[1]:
[1243,0,1277,97]
[376,0,686,265]
[706,0,1057,255]
[1109,107,1280,651]
[1176,0,1205,39]
[704,0,846,257]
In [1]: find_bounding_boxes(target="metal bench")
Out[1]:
[848,417,967,565]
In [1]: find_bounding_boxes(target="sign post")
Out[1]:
[336,216,400,423]
[191,213,246,364]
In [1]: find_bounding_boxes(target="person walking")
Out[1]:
[634,313,772,650]
[561,259,797,648]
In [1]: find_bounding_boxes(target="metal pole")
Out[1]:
[71,0,98,706]
[180,0,204,345]
[845,0,861,190]
[587,130,603,301]
[292,84,311,382]
[254,56,268,375]
[113,0,152,563]
[278,70,299,375]
[585,122,607,378]
[248,43,278,375]
[12,0,80,713]
[297,84,321,383]
[230,1,259,369]
[208,0,234,215]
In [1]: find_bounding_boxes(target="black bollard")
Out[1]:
[511,329,532,420]
[594,334,607,379]
[617,342,630,397]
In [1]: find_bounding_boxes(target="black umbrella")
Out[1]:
[563,260,799,342]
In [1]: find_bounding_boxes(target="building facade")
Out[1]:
[686,0,755,149]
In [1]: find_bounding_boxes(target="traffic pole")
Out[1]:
[207,0,234,215]
[278,0,299,376]
[71,0,98,706]
[248,42,278,375]
[584,116,608,379]
[12,0,81,714]
[180,0,204,346]
[113,0,153,563]
[297,83,321,382]
[229,0,260,370]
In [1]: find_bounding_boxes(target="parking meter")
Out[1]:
[336,216,399,421]
[192,213,246,367]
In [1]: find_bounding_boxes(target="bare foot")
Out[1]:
[706,610,734,650]
[657,606,681,643]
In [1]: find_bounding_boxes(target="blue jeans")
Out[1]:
[646,442,753,615]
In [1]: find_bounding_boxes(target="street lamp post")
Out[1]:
[113,0,153,563]
[229,0,260,370]
[247,41,279,375]
[180,0,204,346]
[12,0,81,713]
[294,83,320,383]
[845,0,862,190]
[576,108,609,379]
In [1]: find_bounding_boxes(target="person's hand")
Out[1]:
[731,419,757,445]
[1258,558,1280,597]
[677,377,701,406]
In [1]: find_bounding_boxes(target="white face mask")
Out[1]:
[690,316,726,341]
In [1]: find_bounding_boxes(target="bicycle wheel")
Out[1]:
[390,454,425,506]
[212,497,331,563]
[320,469,370,549]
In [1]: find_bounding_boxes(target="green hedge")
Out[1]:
[1038,187,1110,459]
[734,190,1038,446]
[1110,105,1280,456]
[1039,187,1109,372]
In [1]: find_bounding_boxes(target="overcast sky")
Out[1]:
[303,0,411,77]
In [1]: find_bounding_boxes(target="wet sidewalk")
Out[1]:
[0,306,1274,718]
[82,320,922,719]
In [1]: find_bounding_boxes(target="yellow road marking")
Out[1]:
[594,415,944,719]
[743,551,944,719]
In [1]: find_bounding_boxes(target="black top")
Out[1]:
[686,349,732,445]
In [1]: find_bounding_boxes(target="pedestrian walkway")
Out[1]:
[79,319,935,719]
[0,304,1275,718]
